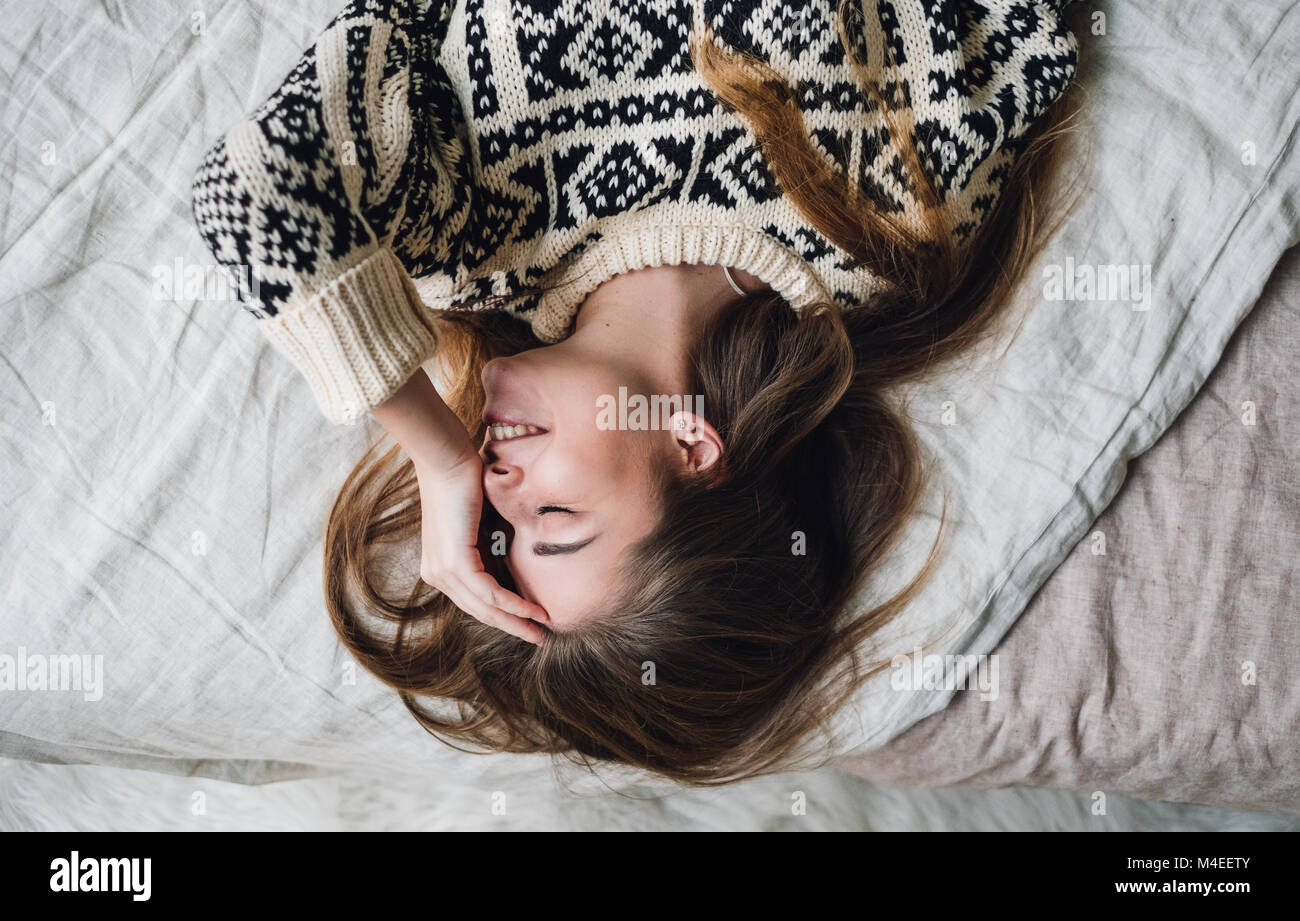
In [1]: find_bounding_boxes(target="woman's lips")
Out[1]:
[484,421,545,443]
[483,407,548,443]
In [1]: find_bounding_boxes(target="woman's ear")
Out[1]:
[668,410,724,474]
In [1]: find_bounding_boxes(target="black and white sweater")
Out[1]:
[191,0,1078,423]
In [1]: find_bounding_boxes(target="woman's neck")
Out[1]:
[571,263,768,395]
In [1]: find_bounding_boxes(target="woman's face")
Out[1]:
[478,342,679,630]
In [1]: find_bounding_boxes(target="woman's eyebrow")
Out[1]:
[532,535,598,556]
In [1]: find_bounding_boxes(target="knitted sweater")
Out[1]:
[191,0,1078,423]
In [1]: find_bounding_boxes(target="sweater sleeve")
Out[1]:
[190,0,470,424]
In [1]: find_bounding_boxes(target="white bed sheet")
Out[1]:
[1,0,1297,790]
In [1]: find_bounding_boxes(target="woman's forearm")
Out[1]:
[372,367,477,472]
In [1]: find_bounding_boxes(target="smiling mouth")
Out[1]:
[485,422,545,443]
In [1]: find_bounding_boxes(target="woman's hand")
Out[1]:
[412,448,548,645]
[373,366,548,645]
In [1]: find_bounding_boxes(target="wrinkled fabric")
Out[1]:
[1,1,1298,803]
[836,245,1300,814]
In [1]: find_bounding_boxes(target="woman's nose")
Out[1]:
[482,458,523,488]
[482,462,526,528]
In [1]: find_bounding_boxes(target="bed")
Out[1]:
[2,0,1298,820]
[835,243,1300,816]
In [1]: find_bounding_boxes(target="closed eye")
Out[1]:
[533,535,597,556]
[530,506,591,553]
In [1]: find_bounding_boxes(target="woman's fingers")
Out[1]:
[460,567,549,624]
[443,574,547,646]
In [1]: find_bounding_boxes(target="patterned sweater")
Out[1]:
[191,0,1078,423]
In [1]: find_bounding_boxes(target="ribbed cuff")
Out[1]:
[259,248,441,425]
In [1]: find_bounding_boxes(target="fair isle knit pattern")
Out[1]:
[191,0,1078,423]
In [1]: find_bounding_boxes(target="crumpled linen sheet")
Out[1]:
[835,245,1300,815]
[1,0,1298,805]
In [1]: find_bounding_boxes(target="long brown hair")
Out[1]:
[324,2,1083,784]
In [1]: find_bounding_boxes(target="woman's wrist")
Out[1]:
[372,367,476,472]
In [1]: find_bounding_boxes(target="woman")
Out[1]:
[191,0,1081,782]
